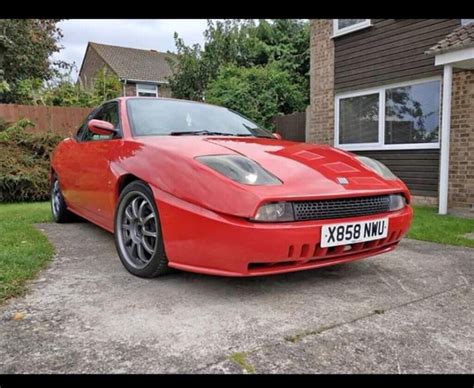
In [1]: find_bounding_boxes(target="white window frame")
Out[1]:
[136,83,158,97]
[334,77,442,151]
[333,19,372,38]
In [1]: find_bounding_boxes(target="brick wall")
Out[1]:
[449,69,474,210]
[307,19,335,145]
[124,83,136,96]
[79,45,115,89]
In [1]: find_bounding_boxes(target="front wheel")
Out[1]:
[114,181,170,278]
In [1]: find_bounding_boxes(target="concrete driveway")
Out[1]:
[0,222,472,374]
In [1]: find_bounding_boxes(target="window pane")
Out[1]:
[137,84,156,91]
[338,19,367,29]
[138,91,157,97]
[339,93,379,144]
[385,81,440,144]
[137,84,157,97]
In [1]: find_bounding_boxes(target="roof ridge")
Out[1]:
[89,41,175,56]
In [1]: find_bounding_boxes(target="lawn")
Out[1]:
[408,205,474,248]
[0,202,53,304]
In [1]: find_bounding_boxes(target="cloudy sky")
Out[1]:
[51,19,211,79]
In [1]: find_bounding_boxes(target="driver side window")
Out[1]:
[78,102,121,142]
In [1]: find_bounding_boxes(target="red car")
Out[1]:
[50,97,413,278]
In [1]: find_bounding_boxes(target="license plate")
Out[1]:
[321,218,389,248]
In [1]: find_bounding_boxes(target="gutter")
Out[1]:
[121,78,170,85]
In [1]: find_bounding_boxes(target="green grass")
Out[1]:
[229,352,256,374]
[407,206,474,248]
[0,202,53,304]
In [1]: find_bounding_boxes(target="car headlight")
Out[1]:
[388,194,406,211]
[252,202,295,222]
[356,156,398,181]
[196,155,281,185]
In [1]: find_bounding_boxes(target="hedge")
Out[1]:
[0,119,62,202]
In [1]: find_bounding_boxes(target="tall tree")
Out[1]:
[206,63,307,129]
[0,19,68,103]
[168,19,310,107]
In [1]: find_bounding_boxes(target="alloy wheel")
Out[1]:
[117,192,159,270]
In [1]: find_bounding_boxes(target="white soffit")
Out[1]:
[435,47,474,69]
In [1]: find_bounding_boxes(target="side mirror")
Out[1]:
[273,132,282,140]
[88,119,116,136]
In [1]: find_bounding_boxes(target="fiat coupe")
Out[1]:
[50,97,413,278]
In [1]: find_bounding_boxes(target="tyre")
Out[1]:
[114,181,170,278]
[50,175,73,223]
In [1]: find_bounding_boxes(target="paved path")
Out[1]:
[0,222,472,373]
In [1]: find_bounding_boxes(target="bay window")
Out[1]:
[335,79,441,150]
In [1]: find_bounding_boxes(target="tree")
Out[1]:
[90,67,122,105]
[0,19,68,103]
[205,63,307,129]
[7,67,121,108]
[168,19,310,108]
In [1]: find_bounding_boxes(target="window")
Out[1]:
[339,93,379,144]
[80,102,121,142]
[335,79,441,150]
[136,83,158,97]
[385,81,440,145]
[333,19,371,37]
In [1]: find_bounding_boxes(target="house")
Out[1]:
[78,42,176,98]
[307,19,474,214]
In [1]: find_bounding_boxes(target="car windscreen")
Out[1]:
[126,98,274,138]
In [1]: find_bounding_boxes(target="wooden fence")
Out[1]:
[0,104,93,136]
[272,111,306,142]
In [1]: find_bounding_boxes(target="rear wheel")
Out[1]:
[114,181,170,278]
[50,175,73,223]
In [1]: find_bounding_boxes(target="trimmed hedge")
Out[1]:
[0,119,62,202]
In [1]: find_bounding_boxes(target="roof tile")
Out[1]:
[89,42,176,82]
[426,23,474,54]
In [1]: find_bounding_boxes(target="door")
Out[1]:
[73,101,122,227]
[57,109,98,209]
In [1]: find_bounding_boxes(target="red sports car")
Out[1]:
[50,97,413,278]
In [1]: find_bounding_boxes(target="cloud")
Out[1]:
[51,19,210,79]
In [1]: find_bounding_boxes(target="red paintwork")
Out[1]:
[51,97,413,276]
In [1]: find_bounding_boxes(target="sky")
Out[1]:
[51,19,211,79]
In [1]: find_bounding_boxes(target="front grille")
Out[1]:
[293,195,391,221]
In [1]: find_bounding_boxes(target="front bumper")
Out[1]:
[153,187,413,277]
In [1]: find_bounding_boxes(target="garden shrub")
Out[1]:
[0,119,62,202]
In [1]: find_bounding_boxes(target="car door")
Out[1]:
[74,101,122,227]
[57,109,99,210]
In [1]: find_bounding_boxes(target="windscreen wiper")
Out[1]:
[169,130,236,136]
